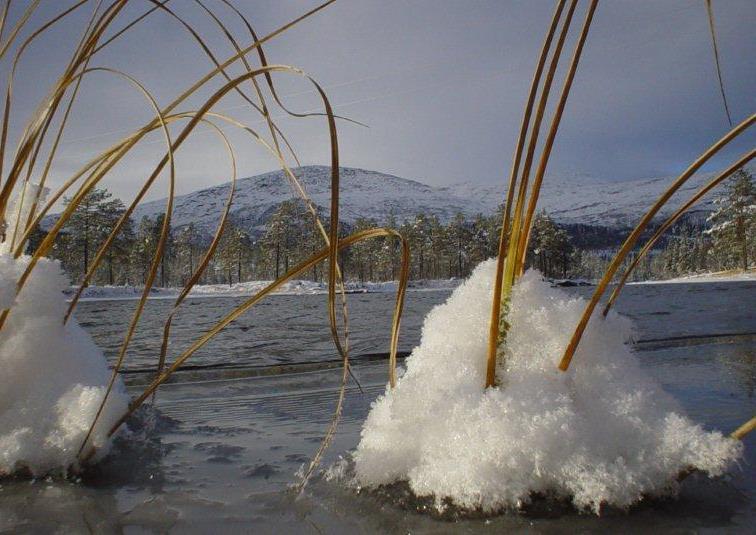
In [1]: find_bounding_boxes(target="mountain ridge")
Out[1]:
[128,164,735,235]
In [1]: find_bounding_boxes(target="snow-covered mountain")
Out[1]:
[120,164,741,235]
[132,166,489,235]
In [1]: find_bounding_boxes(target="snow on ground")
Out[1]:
[65,278,462,301]
[352,260,742,513]
[1,188,129,477]
[633,270,756,284]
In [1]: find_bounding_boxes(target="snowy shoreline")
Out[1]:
[64,278,463,302]
[631,269,756,285]
[65,270,755,302]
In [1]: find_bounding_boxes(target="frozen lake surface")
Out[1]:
[1,280,754,532]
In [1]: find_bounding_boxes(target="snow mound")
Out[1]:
[353,259,742,513]
[0,253,129,476]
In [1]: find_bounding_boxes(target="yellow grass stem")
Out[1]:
[138,0,303,169]
[190,0,357,371]
[0,0,40,61]
[0,0,89,218]
[11,1,99,249]
[516,0,599,275]
[81,228,409,463]
[71,64,348,458]
[731,416,756,441]
[0,0,331,224]
[0,0,129,223]
[154,118,235,386]
[0,1,11,45]
[487,0,568,388]
[505,0,579,285]
[603,149,755,316]
[705,0,732,127]
[559,113,756,371]
[62,114,236,325]
[70,69,175,459]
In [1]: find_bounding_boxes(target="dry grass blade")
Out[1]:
[705,0,732,127]
[10,1,98,249]
[516,0,598,275]
[487,0,598,388]
[136,0,301,171]
[505,0,578,285]
[191,0,356,369]
[135,0,337,132]
[155,119,236,381]
[0,1,12,45]
[72,68,176,459]
[731,416,756,440]
[487,0,567,387]
[0,0,129,224]
[559,113,755,371]
[0,0,39,60]
[193,0,302,168]
[296,233,410,492]
[92,228,409,449]
[71,64,346,462]
[216,0,366,129]
[61,114,235,328]
[9,0,334,256]
[603,149,755,315]
[1,0,322,225]
[0,0,89,213]
[91,1,172,55]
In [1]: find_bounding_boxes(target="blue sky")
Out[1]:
[6,0,756,204]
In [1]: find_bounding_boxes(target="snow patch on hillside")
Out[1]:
[125,165,752,236]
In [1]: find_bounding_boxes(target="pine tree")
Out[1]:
[59,188,129,283]
[528,211,572,278]
[261,200,309,279]
[174,223,204,285]
[706,169,755,271]
[130,214,172,286]
[447,212,469,278]
[216,223,253,286]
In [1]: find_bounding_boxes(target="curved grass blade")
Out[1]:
[86,228,409,456]
[516,0,599,275]
[71,64,347,459]
[70,68,176,459]
[705,0,732,127]
[559,113,755,371]
[602,149,755,315]
[487,0,568,387]
[10,1,99,249]
[0,0,40,60]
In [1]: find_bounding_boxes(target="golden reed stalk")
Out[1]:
[487,0,754,441]
[0,0,412,477]
[558,113,755,372]
[602,149,755,316]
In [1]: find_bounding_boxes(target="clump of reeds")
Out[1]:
[0,0,408,482]
[485,0,754,446]
[0,0,752,491]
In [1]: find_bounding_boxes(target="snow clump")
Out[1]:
[0,186,129,477]
[353,259,742,513]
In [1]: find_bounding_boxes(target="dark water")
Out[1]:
[74,280,756,372]
[0,281,754,533]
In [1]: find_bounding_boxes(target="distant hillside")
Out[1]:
[51,164,749,237]
[132,166,490,236]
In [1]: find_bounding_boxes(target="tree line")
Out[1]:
[37,168,754,287]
